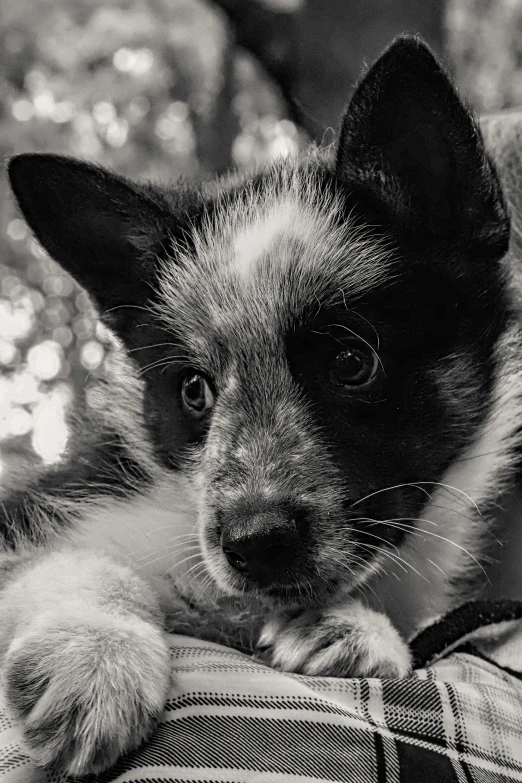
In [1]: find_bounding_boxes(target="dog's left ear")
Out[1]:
[337,36,509,255]
[7,154,178,344]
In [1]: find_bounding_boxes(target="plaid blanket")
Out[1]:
[1,601,522,783]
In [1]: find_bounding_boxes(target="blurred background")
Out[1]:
[0,0,520,484]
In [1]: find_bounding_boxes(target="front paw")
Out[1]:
[256,601,411,678]
[3,614,171,777]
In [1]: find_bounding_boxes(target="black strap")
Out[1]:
[410,599,522,669]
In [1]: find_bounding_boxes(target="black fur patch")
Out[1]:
[286,272,505,556]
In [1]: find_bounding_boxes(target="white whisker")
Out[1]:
[357,541,429,582]
[165,552,202,574]
[427,558,448,579]
[350,480,480,513]
[127,342,181,354]
[133,543,200,568]
[371,519,490,583]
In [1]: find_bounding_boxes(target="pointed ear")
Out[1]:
[8,154,174,338]
[336,36,509,254]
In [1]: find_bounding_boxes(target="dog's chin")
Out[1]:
[234,573,343,609]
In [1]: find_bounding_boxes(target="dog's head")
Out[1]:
[8,37,510,606]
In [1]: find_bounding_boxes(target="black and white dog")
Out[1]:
[3,36,522,776]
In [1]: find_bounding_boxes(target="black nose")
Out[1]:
[220,510,299,585]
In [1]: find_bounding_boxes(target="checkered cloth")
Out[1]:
[1,601,522,783]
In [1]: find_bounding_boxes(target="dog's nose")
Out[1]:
[220,510,299,585]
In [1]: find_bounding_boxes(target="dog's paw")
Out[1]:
[3,613,171,777]
[255,601,411,678]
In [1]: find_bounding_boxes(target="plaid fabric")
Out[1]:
[1,613,522,783]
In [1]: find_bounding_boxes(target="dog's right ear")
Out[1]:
[8,154,175,339]
[336,36,509,258]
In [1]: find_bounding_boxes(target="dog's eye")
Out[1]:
[181,373,215,417]
[330,345,379,388]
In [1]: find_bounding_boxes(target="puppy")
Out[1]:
[2,35,522,776]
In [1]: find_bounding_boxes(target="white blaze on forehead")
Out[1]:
[154,160,397,344]
[231,199,305,279]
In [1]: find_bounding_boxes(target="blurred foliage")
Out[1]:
[447,0,522,112]
[0,0,304,482]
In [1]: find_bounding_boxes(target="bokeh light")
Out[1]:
[26,341,62,381]
[31,389,71,464]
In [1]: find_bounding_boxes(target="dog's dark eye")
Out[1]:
[181,373,214,417]
[330,345,379,388]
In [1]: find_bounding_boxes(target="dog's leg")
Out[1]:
[255,599,411,678]
[0,548,171,777]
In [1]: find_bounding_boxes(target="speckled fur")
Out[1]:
[3,36,522,777]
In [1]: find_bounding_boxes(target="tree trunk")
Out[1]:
[213,0,445,141]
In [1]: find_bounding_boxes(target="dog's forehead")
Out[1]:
[155,164,395,365]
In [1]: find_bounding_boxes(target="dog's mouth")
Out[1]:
[260,576,342,606]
